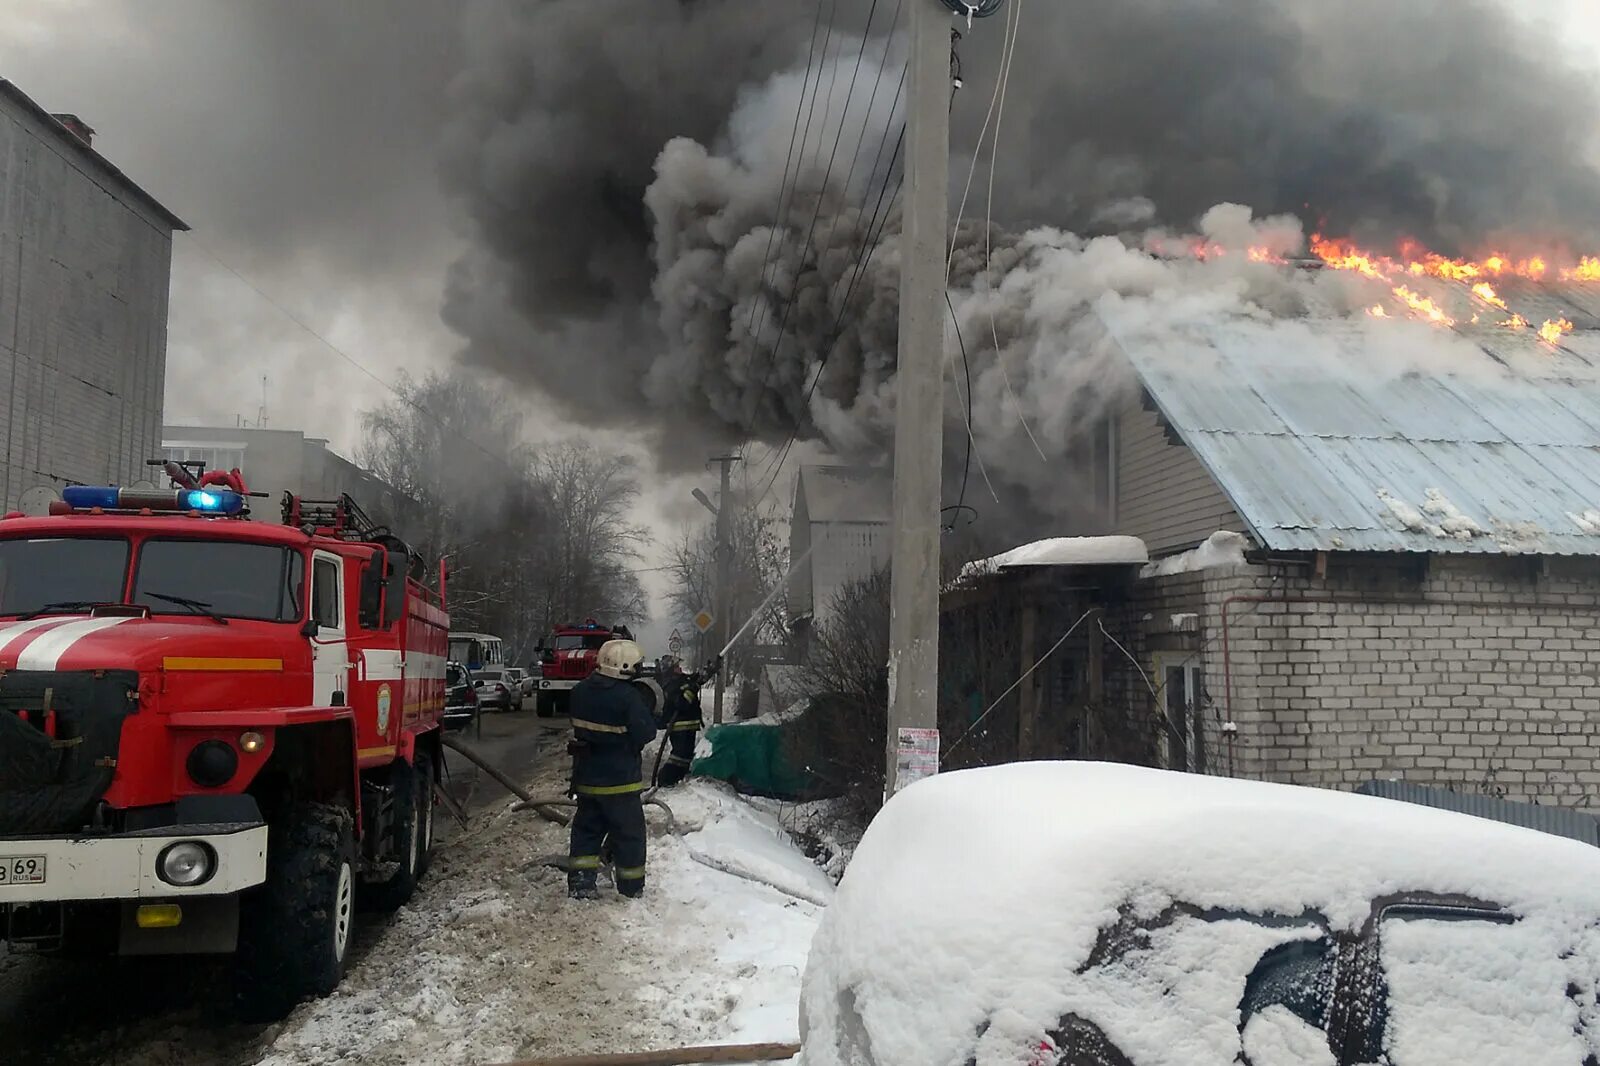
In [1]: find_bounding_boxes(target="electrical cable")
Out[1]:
[752,129,906,509]
[942,606,1095,762]
[979,0,1047,463]
[188,238,528,482]
[740,0,878,449]
[938,0,1006,19]
[742,0,829,353]
[745,0,839,391]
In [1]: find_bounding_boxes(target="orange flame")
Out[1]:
[1538,318,1574,345]
[1313,236,1576,286]
[1471,282,1508,310]
[1392,285,1454,327]
[1367,305,1389,318]
[1564,257,1600,282]
[1500,314,1529,331]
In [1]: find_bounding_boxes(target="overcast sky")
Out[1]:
[3,0,1597,647]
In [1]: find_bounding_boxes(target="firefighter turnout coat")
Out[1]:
[656,672,705,788]
[567,672,656,897]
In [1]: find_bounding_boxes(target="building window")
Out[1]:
[160,444,247,472]
[1153,652,1206,773]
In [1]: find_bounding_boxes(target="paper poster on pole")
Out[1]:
[894,727,940,793]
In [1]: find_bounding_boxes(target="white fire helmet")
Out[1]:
[595,639,645,680]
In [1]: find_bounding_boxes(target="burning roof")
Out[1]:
[1107,242,1600,558]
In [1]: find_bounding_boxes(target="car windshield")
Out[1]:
[0,537,131,615]
[552,634,608,651]
[132,539,304,622]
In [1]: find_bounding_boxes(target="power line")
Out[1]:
[744,0,840,401]
[753,123,907,509]
[738,0,884,448]
[186,238,527,481]
[980,0,1046,462]
[742,1,829,354]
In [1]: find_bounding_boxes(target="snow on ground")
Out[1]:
[246,770,824,1066]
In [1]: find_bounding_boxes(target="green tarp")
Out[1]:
[691,719,822,800]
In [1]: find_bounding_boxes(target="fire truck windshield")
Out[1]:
[132,539,305,623]
[551,634,609,652]
[0,537,129,615]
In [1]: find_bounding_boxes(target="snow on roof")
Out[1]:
[963,535,1149,579]
[1140,530,1250,576]
[800,762,1600,1066]
[1114,307,1600,557]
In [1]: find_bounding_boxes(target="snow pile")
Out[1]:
[962,536,1149,580]
[1571,509,1600,535]
[798,762,1600,1066]
[1140,531,1249,577]
[1379,486,1487,541]
[1421,487,1485,540]
[669,782,837,905]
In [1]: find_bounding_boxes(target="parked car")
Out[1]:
[799,762,1600,1066]
[475,674,516,713]
[442,661,479,732]
[503,667,527,708]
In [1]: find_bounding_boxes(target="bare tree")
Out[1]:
[526,442,650,642]
[666,496,789,677]
[357,372,649,665]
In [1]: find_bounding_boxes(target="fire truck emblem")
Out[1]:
[376,683,393,733]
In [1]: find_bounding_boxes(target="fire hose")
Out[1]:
[440,732,676,832]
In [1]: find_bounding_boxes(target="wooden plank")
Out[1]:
[1018,600,1038,759]
[492,1043,801,1066]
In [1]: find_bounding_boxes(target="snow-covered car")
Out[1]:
[799,763,1600,1066]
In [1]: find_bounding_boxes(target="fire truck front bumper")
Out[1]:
[537,678,580,692]
[0,822,268,904]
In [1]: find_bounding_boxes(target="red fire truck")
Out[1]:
[531,619,633,717]
[0,478,448,1019]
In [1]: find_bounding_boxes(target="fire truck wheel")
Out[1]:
[536,693,557,718]
[364,756,432,912]
[235,802,357,1021]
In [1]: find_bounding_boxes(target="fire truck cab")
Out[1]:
[531,619,632,717]
[0,481,448,1020]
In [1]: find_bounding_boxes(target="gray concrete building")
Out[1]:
[0,80,186,510]
[160,425,403,522]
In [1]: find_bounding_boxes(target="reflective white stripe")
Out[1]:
[0,617,72,653]
[364,649,404,681]
[15,617,132,670]
[409,651,447,676]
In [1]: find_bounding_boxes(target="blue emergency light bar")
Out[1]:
[62,486,246,515]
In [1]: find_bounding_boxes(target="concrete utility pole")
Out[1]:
[885,0,952,797]
[707,454,741,724]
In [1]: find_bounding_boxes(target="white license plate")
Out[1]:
[0,856,45,885]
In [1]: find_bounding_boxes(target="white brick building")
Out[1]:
[1098,281,1600,806]
[0,80,185,510]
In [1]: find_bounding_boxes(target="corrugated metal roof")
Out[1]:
[1356,780,1600,848]
[1115,287,1600,555]
[795,465,892,524]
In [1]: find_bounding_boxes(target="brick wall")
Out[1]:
[1132,554,1600,808]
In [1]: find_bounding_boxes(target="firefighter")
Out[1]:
[654,655,706,788]
[566,638,656,900]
